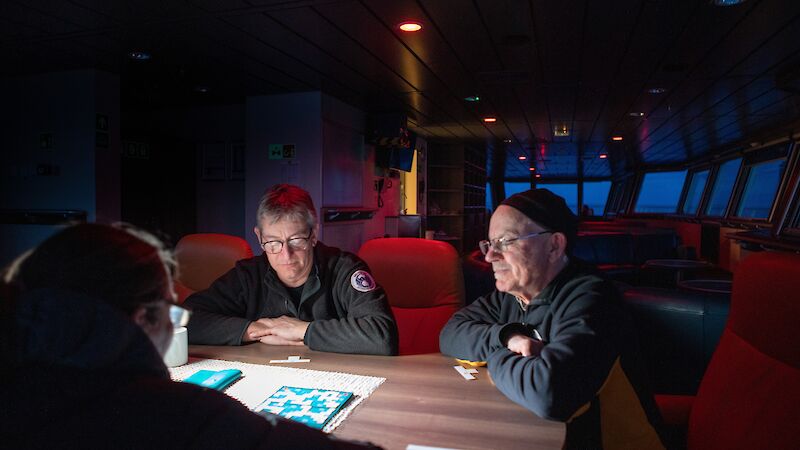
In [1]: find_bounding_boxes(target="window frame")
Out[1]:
[582,179,613,218]
[606,176,635,217]
[699,156,744,220]
[726,142,793,225]
[677,166,712,217]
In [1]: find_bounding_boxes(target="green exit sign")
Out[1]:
[269,144,296,159]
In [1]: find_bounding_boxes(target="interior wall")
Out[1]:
[361,145,402,242]
[0,70,120,265]
[125,104,245,238]
[246,92,323,253]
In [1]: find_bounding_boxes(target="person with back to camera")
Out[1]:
[439,189,666,450]
[0,223,380,449]
[185,183,398,355]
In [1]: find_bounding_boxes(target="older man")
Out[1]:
[185,184,397,355]
[439,189,664,449]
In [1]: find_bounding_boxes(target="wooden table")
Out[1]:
[189,344,564,450]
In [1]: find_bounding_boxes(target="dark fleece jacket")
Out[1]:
[0,288,378,450]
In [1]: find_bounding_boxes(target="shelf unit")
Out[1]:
[426,143,487,253]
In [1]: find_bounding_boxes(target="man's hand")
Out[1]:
[259,335,306,346]
[506,333,544,357]
[244,316,310,344]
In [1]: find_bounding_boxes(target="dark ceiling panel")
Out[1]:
[1,0,799,180]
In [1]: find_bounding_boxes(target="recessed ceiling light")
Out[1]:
[647,87,666,94]
[528,167,535,171]
[535,173,541,178]
[483,117,497,123]
[554,126,570,137]
[629,112,644,117]
[128,51,151,61]
[464,95,480,102]
[599,153,608,159]
[518,156,527,160]
[503,139,512,143]
[398,21,423,32]
[612,136,623,141]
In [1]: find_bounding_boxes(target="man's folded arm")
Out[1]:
[439,292,507,361]
[185,267,254,345]
[486,294,619,421]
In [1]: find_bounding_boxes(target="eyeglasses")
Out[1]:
[479,230,554,255]
[259,230,313,254]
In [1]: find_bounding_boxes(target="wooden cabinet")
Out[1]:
[426,143,487,253]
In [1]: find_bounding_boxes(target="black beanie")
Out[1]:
[500,189,577,253]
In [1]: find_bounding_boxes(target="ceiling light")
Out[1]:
[194,85,209,93]
[529,167,535,171]
[535,173,541,178]
[503,139,512,143]
[398,21,423,32]
[599,153,608,159]
[647,87,666,94]
[629,112,644,117]
[554,125,570,137]
[464,95,480,102]
[612,136,623,141]
[518,156,527,160]
[128,51,151,61]
[483,117,497,123]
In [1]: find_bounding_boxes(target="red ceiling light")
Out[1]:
[612,136,623,141]
[518,156,527,160]
[483,117,497,123]
[599,153,608,159]
[528,167,535,171]
[398,21,423,32]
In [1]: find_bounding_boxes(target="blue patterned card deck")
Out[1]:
[256,386,354,429]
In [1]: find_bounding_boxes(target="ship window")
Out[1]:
[583,181,612,216]
[504,181,531,199]
[681,169,709,215]
[734,158,786,219]
[704,158,742,217]
[634,170,688,213]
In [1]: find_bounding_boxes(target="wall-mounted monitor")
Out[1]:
[376,147,415,172]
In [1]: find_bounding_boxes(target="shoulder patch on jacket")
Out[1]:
[350,270,377,292]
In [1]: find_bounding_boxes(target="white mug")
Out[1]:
[163,326,188,367]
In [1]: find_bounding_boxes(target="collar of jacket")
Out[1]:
[262,242,328,302]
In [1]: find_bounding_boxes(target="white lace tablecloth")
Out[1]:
[169,358,385,433]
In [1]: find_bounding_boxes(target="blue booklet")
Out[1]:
[183,369,242,391]
[256,386,354,430]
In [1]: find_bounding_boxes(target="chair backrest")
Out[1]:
[174,233,253,303]
[357,238,464,355]
[687,251,800,449]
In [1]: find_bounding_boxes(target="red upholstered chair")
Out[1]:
[174,233,253,303]
[358,238,464,355]
[655,251,800,449]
